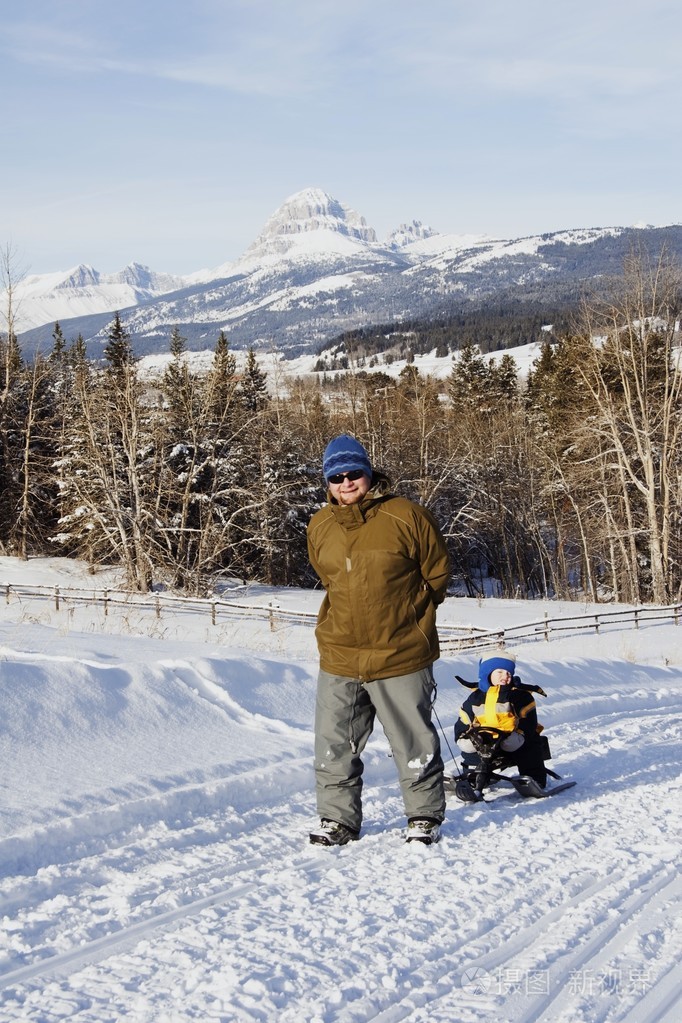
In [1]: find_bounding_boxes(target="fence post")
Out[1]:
[594,615,600,634]
[5,583,9,604]
[269,603,275,632]
[634,608,639,630]
[544,612,549,642]
[55,585,60,611]
[155,594,161,619]
[211,601,217,626]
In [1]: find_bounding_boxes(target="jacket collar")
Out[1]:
[329,489,391,526]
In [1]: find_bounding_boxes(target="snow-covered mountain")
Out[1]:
[386,219,440,249]
[244,186,378,261]
[10,262,189,334]
[12,188,682,358]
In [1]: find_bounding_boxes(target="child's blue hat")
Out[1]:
[478,656,516,692]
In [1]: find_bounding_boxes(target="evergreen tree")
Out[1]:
[50,322,67,364]
[489,353,519,402]
[163,326,194,439]
[447,339,490,410]
[239,348,268,413]
[104,312,134,374]
[206,329,238,424]
[12,355,61,557]
[525,338,584,435]
[214,329,237,379]
[70,333,88,368]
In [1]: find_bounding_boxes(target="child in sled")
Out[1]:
[454,655,548,787]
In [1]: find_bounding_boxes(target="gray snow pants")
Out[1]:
[314,665,446,832]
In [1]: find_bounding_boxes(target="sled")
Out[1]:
[446,773,577,802]
[446,725,576,804]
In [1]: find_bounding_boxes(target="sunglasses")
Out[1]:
[327,469,366,485]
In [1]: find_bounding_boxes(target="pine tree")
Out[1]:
[11,355,60,557]
[163,326,194,439]
[206,329,238,424]
[104,312,134,374]
[526,337,584,431]
[239,348,268,413]
[447,339,490,411]
[70,333,88,368]
[489,353,518,402]
[50,322,67,364]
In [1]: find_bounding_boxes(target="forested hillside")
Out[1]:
[0,255,680,605]
[314,297,578,372]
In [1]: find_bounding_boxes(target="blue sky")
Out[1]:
[2,0,680,276]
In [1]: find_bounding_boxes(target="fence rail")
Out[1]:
[1,581,317,629]
[1,581,680,650]
[439,602,682,652]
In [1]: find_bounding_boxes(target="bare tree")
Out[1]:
[0,242,27,398]
[576,250,682,602]
[55,351,156,591]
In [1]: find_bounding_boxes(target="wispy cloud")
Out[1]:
[7,1,676,110]
[0,9,338,97]
[2,0,680,274]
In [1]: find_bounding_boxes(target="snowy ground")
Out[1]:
[0,557,680,1023]
[137,336,547,392]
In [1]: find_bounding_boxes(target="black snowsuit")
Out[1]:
[455,683,548,787]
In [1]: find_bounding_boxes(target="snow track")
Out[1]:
[1,592,681,1021]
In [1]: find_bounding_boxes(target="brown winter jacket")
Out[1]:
[307,486,450,681]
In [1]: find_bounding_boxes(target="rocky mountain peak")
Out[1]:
[105,263,186,293]
[55,264,100,290]
[387,220,439,248]
[110,262,155,288]
[244,188,377,259]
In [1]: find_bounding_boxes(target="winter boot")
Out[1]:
[405,818,441,845]
[309,819,360,847]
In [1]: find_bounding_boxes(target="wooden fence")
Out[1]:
[439,602,682,652]
[1,581,680,651]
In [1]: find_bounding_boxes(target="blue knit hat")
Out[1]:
[478,656,516,692]
[322,435,372,481]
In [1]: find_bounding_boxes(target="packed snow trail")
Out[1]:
[1,743,680,1023]
[0,568,681,1022]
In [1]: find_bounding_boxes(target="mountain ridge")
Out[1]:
[10,188,682,358]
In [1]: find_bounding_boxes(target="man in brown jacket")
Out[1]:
[307,435,450,846]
